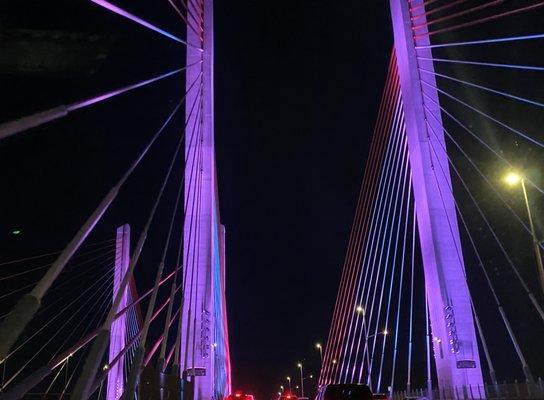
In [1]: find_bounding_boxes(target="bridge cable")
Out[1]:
[341,89,402,384]
[0,75,201,365]
[424,116,537,382]
[0,64,199,141]
[121,81,203,400]
[323,54,399,383]
[70,75,202,400]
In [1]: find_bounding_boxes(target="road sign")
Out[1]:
[456,360,476,369]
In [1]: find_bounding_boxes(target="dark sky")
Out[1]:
[0,1,391,399]
[213,1,391,397]
[3,1,544,399]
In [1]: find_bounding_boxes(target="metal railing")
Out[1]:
[392,379,544,399]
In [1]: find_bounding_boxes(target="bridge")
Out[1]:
[0,0,543,399]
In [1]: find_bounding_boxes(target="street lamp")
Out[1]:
[355,305,372,378]
[286,376,292,391]
[297,363,305,398]
[504,171,544,295]
[315,343,323,364]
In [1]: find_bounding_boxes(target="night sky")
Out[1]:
[213,2,390,397]
[3,1,544,399]
[1,1,391,398]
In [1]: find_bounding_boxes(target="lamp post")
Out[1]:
[315,343,323,364]
[356,306,372,384]
[505,172,544,295]
[286,376,292,391]
[297,363,304,398]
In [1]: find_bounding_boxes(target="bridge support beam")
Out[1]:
[389,0,484,392]
[107,224,130,400]
[181,0,229,399]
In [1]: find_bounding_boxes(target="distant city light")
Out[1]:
[11,230,21,235]
[356,305,364,314]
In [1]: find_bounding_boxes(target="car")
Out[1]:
[278,392,298,400]
[315,384,373,400]
[226,391,255,400]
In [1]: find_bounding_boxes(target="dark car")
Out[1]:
[315,384,373,400]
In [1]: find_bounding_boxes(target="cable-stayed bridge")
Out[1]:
[0,0,229,399]
[1,1,544,400]
[320,0,544,399]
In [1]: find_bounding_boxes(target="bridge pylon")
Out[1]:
[389,0,484,393]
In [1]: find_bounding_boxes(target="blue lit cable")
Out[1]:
[420,90,544,196]
[415,33,544,50]
[351,94,405,385]
[389,182,413,395]
[420,68,544,109]
[417,56,544,72]
[424,119,544,323]
[422,101,544,249]
[420,79,544,148]
[376,137,410,392]
[366,135,409,388]
[345,93,404,383]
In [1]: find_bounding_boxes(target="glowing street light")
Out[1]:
[356,305,364,314]
[315,342,323,364]
[297,363,305,398]
[504,171,522,186]
[504,171,544,295]
[286,376,292,391]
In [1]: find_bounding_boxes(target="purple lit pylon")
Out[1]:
[180,0,231,398]
[390,0,484,394]
[107,224,130,400]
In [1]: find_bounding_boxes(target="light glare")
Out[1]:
[504,171,522,186]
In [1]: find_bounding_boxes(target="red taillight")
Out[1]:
[235,395,241,398]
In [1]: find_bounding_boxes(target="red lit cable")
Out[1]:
[321,59,396,381]
[417,2,544,38]
[411,0,469,22]
[412,0,505,31]
[321,52,399,383]
[324,60,399,382]
[409,0,441,13]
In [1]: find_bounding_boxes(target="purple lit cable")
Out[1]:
[90,0,197,48]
